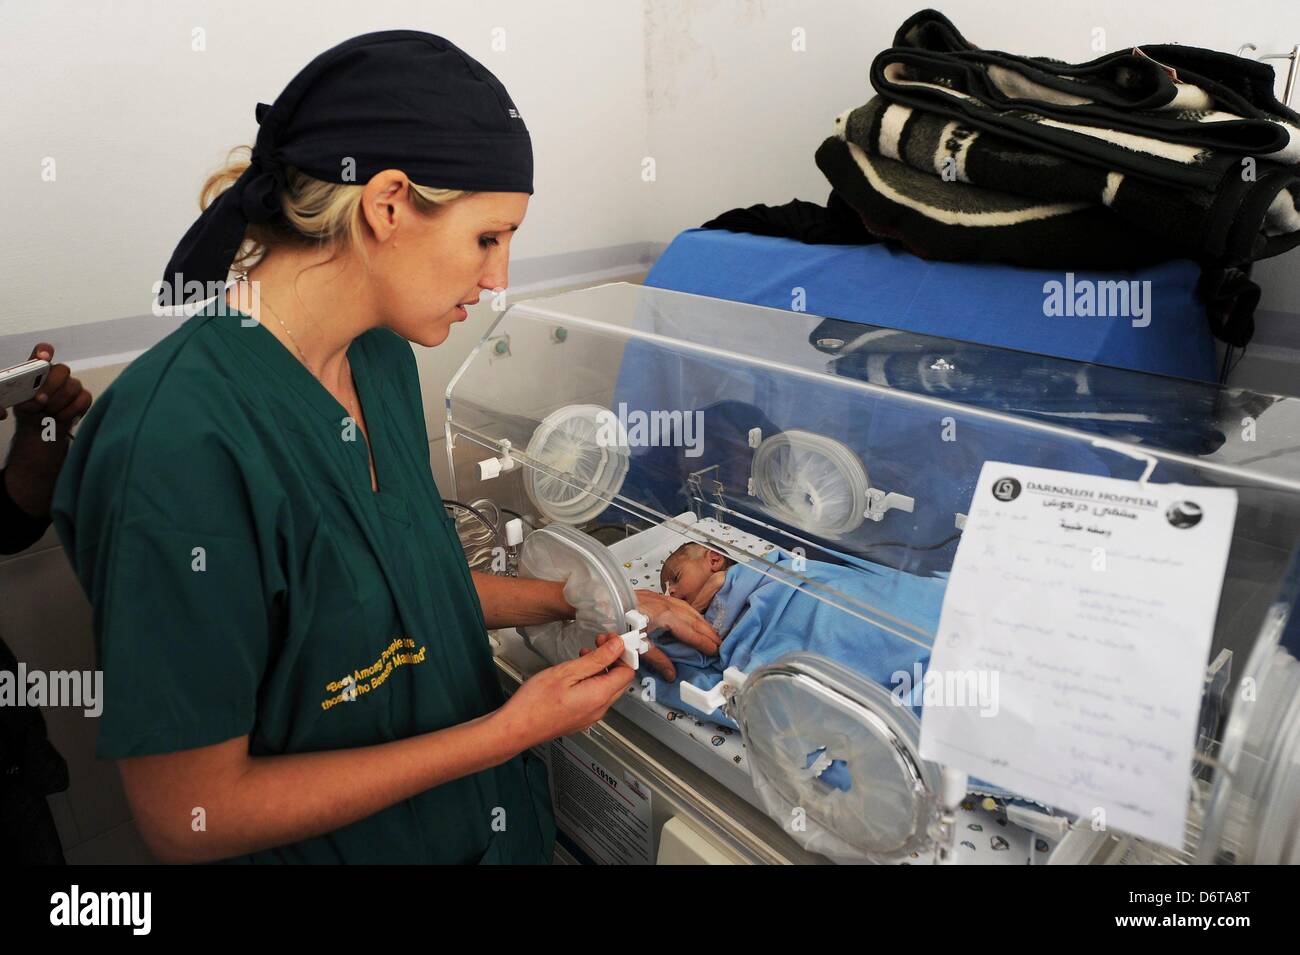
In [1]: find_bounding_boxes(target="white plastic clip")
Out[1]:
[747,427,763,448]
[865,487,915,522]
[1005,803,1070,841]
[503,517,524,547]
[934,765,970,866]
[939,766,968,813]
[477,439,516,481]
[678,667,748,716]
[617,609,650,669]
[954,513,967,530]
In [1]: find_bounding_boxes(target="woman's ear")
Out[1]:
[359,169,412,243]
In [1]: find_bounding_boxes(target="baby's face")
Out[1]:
[661,547,723,602]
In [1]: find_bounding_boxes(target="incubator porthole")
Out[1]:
[750,430,870,538]
[736,653,941,863]
[515,523,638,665]
[523,404,631,525]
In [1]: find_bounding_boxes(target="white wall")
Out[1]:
[4,0,1299,343]
[0,0,649,338]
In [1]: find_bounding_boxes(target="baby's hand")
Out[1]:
[690,569,728,613]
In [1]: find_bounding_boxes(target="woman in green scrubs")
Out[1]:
[50,32,718,864]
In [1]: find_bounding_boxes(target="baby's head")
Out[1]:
[660,542,733,602]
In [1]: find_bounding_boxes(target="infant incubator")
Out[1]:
[443,281,1300,865]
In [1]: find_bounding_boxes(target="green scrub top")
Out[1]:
[51,304,555,864]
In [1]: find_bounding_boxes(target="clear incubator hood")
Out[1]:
[444,281,1300,865]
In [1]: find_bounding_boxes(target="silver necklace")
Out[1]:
[261,294,376,491]
[258,292,364,428]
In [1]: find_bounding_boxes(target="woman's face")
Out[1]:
[362,177,529,348]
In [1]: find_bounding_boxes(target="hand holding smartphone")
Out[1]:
[1,343,93,518]
[0,344,92,429]
[0,358,53,412]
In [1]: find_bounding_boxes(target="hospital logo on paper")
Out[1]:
[991,477,1022,502]
[1166,500,1204,529]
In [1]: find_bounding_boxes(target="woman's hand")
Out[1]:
[635,589,721,655]
[493,636,635,749]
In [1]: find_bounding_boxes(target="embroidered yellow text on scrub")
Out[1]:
[321,637,428,710]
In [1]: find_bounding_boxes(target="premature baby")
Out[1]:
[660,543,735,613]
[649,540,945,724]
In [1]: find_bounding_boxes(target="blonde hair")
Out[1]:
[199,145,472,273]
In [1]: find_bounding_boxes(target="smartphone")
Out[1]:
[0,359,52,410]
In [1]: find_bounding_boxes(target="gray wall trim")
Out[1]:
[1,241,668,371]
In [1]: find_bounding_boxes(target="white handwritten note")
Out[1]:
[919,462,1237,848]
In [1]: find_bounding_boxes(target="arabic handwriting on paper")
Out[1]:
[919,462,1237,849]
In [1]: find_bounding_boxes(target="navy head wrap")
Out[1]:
[161,30,532,293]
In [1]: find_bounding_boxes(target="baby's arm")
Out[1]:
[690,569,728,613]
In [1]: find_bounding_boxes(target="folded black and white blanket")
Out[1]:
[814,134,1174,269]
[881,9,1300,189]
[833,94,1300,266]
[818,8,1300,271]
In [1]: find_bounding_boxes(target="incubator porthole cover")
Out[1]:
[515,523,638,665]
[750,430,869,538]
[1196,609,1300,865]
[734,651,941,863]
[523,404,631,525]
